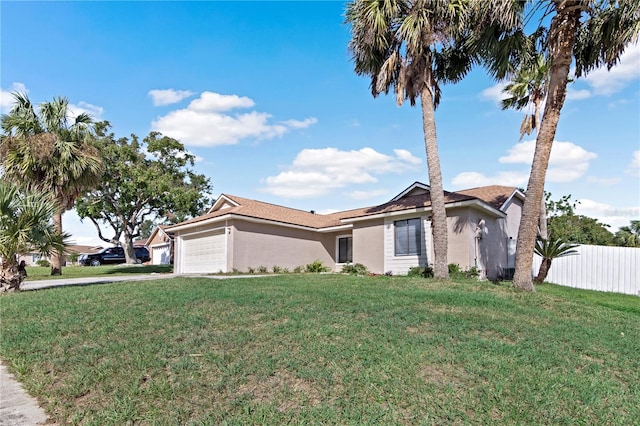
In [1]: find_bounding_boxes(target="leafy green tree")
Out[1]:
[614,221,640,247]
[545,193,614,245]
[533,237,578,284]
[479,1,639,291]
[75,123,213,264]
[0,93,102,275]
[0,181,69,291]
[346,0,483,279]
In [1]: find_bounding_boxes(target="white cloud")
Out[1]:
[261,147,422,198]
[498,139,597,182]
[628,150,640,177]
[575,198,640,231]
[583,42,640,96]
[0,82,28,113]
[565,88,591,101]
[347,189,389,200]
[587,176,621,186]
[148,89,195,106]
[451,171,530,188]
[394,148,422,165]
[281,118,318,129]
[68,101,104,121]
[451,139,597,188]
[151,91,316,147]
[479,82,509,105]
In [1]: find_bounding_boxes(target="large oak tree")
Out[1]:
[75,123,213,264]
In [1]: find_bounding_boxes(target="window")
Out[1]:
[338,236,353,263]
[395,218,421,256]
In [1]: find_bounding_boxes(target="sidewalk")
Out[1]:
[21,272,177,291]
[0,364,48,425]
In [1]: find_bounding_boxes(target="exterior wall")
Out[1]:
[351,219,385,274]
[230,220,338,272]
[148,229,173,265]
[446,208,474,272]
[383,214,432,275]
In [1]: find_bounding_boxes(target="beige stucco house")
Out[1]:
[147,225,174,265]
[169,182,524,280]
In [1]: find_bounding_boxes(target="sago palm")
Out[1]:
[0,181,69,291]
[533,237,578,284]
[0,93,102,275]
[346,0,479,279]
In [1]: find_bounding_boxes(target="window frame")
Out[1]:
[336,235,353,264]
[394,218,422,256]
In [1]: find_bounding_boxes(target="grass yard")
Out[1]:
[23,264,173,281]
[1,275,638,425]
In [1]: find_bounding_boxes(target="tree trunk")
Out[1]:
[534,258,552,284]
[51,211,64,276]
[123,231,138,264]
[539,197,548,240]
[1,259,21,292]
[421,85,449,279]
[512,3,582,291]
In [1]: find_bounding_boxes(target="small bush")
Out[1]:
[305,260,329,273]
[272,265,282,274]
[293,266,303,274]
[36,259,51,267]
[341,263,369,275]
[282,268,290,274]
[247,267,255,274]
[448,263,480,279]
[257,265,268,274]
[407,266,433,278]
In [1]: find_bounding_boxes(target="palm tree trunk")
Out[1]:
[534,258,552,284]
[512,3,582,291]
[51,211,64,276]
[420,85,449,279]
[534,101,548,241]
[1,259,21,292]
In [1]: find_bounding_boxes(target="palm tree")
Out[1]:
[346,0,481,279]
[0,181,69,292]
[533,237,578,284]
[476,0,639,291]
[501,47,551,240]
[0,93,102,275]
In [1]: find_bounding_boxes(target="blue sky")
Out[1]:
[2,1,639,246]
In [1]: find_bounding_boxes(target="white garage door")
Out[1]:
[181,229,227,273]
[151,244,171,265]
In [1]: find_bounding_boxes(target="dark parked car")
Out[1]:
[78,247,150,266]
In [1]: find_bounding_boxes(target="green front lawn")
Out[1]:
[1,275,638,424]
[23,264,173,281]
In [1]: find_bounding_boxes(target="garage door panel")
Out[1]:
[181,229,226,273]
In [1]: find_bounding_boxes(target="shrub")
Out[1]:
[36,259,51,267]
[247,267,255,274]
[341,263,369,275]
[305,260,329,273]
[282,267,290,274]
[257,265,268,274]
[293,266,303,274]
[407,266,433,278]
[448,263,480,279]
[272,265,282,274]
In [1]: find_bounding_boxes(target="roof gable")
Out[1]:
[391,181,431,201]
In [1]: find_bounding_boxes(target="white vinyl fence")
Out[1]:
[533,244,639,296]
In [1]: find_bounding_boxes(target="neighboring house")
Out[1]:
[17,245,103,266]
[147,226,174,265]
[169,182,524,280]
[133,238,148,248]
